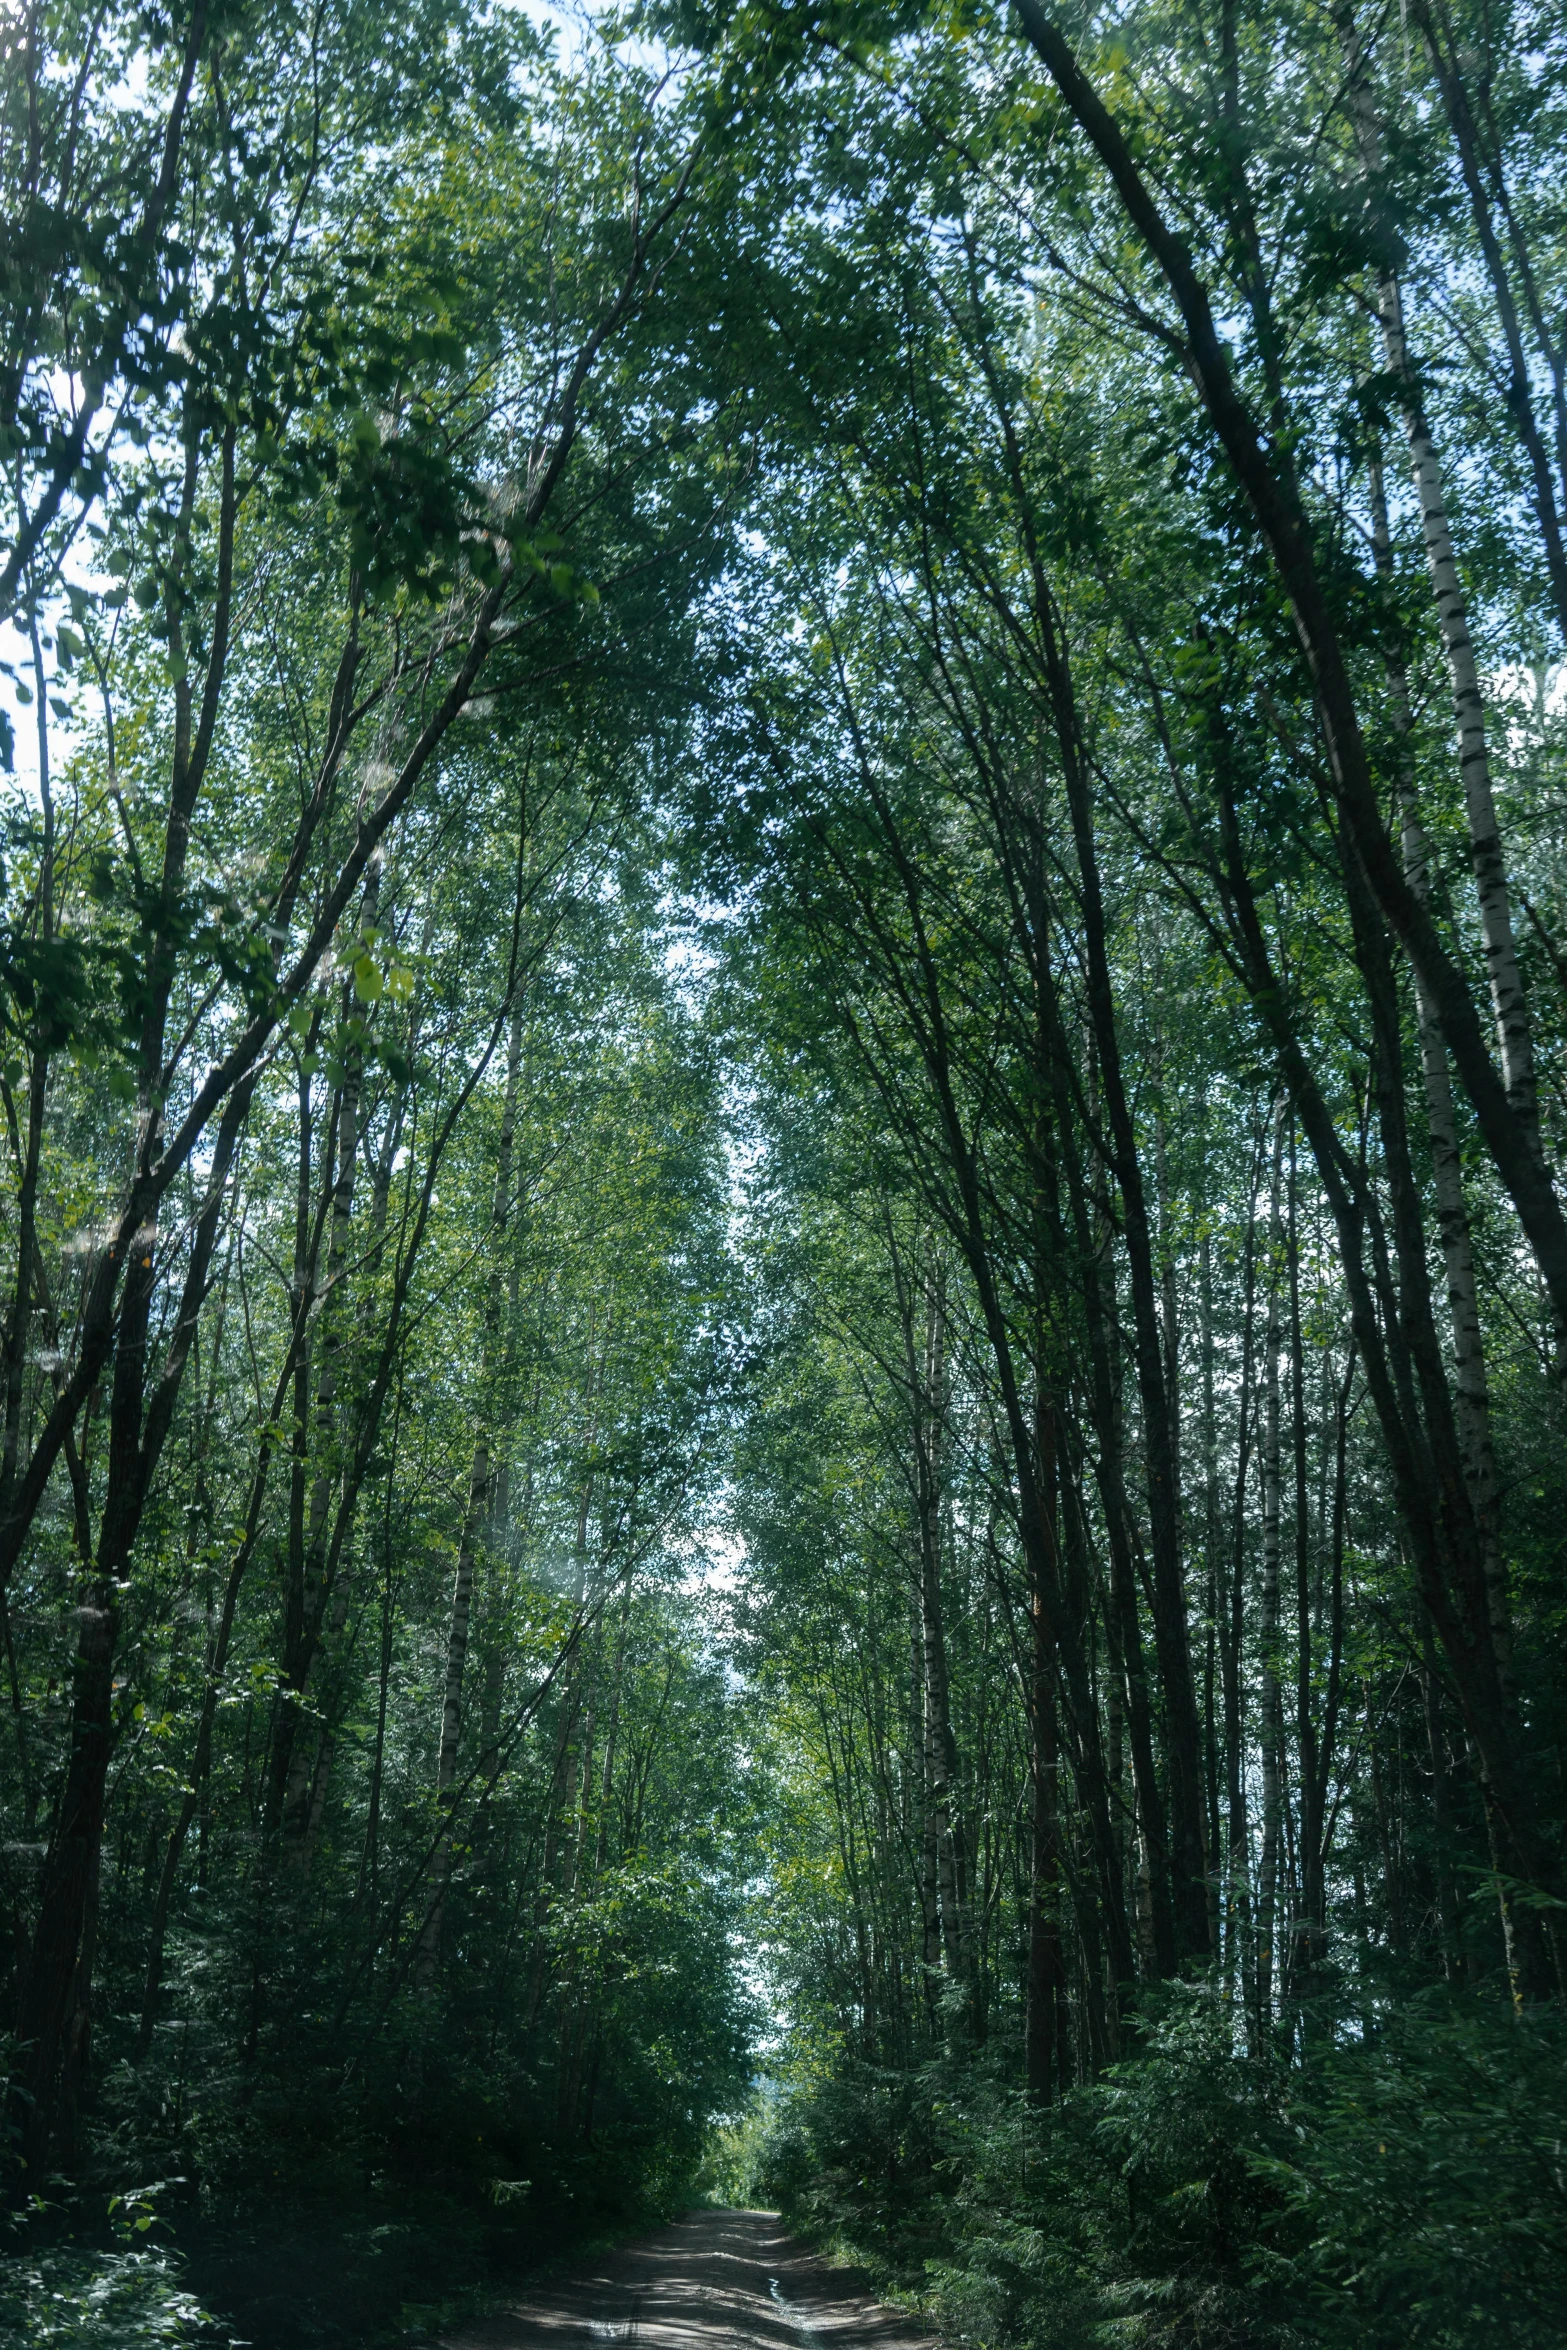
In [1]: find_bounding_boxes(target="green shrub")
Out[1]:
[0,2246,223,2348]
[759,1985,1566,2350]
[1258,1992,1567,2348]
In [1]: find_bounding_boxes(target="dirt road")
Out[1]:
[440,2207,935,2350]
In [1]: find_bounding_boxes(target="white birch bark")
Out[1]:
[283,859,381,1850]
[1257,1103,1286,2037]
[1338,5,1540,1143]
[418,1001,524,1977]
[1379,278,1539,1133]
[1369,455,1513,1683]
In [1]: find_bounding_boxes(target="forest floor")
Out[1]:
[437,2208,934,2350]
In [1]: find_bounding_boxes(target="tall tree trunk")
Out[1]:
[1367,452,1512,1684]
[1417,1600,1468,1984]
[13,1069,248,2179]
[1357,248,1541,1138]
[915,1600,941,2019]
[897,1248,969,2022]
[277,862,381,1844]
[419,1004,524,1977]
[1222,1130,1263,2002]
[1208,753,1562,1989]
[1054,1044,1178,1976]
[1024,1401,1069,2102]
[1288,1129,1326,1993]
[1011,0,1567,1338]
[1256,1104,1286,2041]
[136,1330,305,2054]
[1403,0,1567,641]
[973,350,1207,1961]
[1199,1221,1224,1961]
[1035,586,1209,1964]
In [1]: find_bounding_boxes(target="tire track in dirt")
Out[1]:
[440,2207,935,2350]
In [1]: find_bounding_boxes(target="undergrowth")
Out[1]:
[728,1983,1567,2350]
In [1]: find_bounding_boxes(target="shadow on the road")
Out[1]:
[441,2207,935,2350]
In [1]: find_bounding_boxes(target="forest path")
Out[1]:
[439,2207,935,2350]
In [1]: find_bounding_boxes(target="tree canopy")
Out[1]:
[3,1,1566,2343]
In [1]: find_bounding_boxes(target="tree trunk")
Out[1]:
[1368,451,1512,1684]
[1041,597,1209,1963]
[419,1004,524,1977]
[1209,757,1562,1987]
[1256,1104,1286,2041]
[1055,1028,1178,1976]
[279,863,380,1844]
[1403,0,1567,641]
[14,1070,248,2179]
[1288,1129,1325,1992]
[1024,1403,1069,2103]
[1363,256,1540,1138]
[1011,0,1567,1338]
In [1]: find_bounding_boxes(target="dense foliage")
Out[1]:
[0,5,757,2336]
[4,0,1567,2341]
[697,0,1567,2340]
